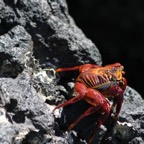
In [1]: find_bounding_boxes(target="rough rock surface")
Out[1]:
[0,25,33,78]
[0,0,143,144]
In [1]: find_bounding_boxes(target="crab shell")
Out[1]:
[76,63,125,90]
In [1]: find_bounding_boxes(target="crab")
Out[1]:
[53,63,127,144]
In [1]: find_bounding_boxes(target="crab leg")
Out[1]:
[67,87,111,143]
[113,94,124,119]
[55,66,80,73]
[56,64,100,73]
[68,106,101,131]
[53,82,87,112]
[88,107,110,144]
[83,89,111,144]
[107,85,124,118]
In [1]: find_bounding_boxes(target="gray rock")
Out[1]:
[0,25,33,65]
[0,70,55,143]
[0,0,143,144]
[0,25,33,78]
[0,0,102,68]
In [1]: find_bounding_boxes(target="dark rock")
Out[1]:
[0,25,33,78]
[0,0,102,68]
[0,25,33,65]
[0,71,54,143]
[0,0,143,144]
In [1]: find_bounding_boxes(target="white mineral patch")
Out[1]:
[33,68,56,84]
[49,105,62,119]
[117,121,133,127]
[0,108,10,124]
[15,130,29,140]
[24,51,33,67]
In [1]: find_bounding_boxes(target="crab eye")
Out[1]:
[116,71,122,80]
[121,66,124,70]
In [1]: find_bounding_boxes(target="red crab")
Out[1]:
[53,63,127,144]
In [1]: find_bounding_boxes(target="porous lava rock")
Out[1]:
[0,0,143,144]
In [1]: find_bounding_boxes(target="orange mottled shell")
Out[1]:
[76,70,112,89]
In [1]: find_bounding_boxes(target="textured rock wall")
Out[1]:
[0,0,144,144]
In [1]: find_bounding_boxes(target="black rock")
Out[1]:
[0,0,143,144]
[0,25,33,78]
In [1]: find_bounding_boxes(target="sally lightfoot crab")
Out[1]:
[53,63,127,144]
